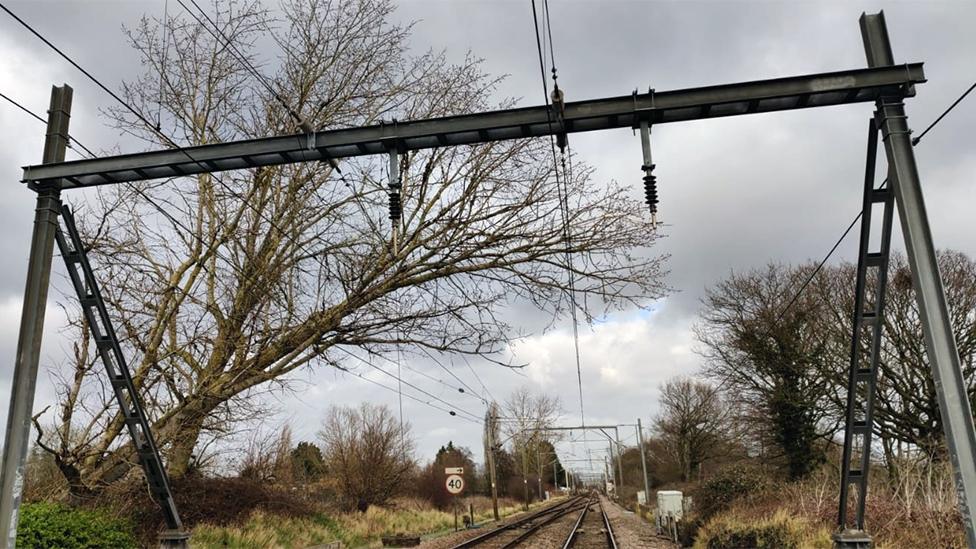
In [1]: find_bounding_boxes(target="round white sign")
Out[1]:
[445,474,465,495]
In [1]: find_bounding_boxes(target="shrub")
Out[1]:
[694,511,830,549]
[98,475,317,546]
[695,465,769,519]
[17,502,137,549]
[677,514,704,547]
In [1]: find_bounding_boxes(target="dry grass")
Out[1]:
[700,462,966,549]
[190,495,543,548]
[694,509,832,549]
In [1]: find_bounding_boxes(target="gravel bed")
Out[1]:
[517,503,585,548]
[417,499,568,549]
[600,495,673,548]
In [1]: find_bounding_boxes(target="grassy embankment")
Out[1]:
[684,463,964,549]
[191,495,554,549]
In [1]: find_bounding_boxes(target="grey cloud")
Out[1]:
[0,0,973,467]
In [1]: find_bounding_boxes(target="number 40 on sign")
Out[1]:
[445,474,465,495]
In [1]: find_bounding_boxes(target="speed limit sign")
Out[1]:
[445,474,465,495]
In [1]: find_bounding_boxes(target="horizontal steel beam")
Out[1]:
[530,425,625,431]
[23,63,924,189]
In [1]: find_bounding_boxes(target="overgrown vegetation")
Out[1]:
[22,396,566,546]
[694,510,831,549]
[190,497,536,548]
[694,465,769,520]
[671,463,967,549]
[17,502,137,549]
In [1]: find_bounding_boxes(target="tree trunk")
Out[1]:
[882,435,900,485]
[166,410,207,478]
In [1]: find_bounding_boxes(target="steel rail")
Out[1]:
[449,495,585,549]
[560,498,591,549]
[599,498,619,549]
[499,499,589,549]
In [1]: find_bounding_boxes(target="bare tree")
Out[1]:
[812,250,976,464]
[653,377,729,482]
[696,263,835,479]
[318,403,414,511]
[696,252,976,480]
[39,0,666,493]
[503,387,561,491]
[236,424,294,483]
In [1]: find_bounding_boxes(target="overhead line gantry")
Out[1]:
[4,11,974,549]
[24,64,923,189]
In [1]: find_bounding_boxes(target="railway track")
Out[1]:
[562,496,618,549]
[449,493,618,549]
[449,495,588,548]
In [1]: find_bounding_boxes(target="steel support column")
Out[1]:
[615,427,624,493]
[0,85,71,548]
[834,116,893,549]
[637,419,651,507]
[486,408,500,520]
[861,11,976,548]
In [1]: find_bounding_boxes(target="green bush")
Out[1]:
[694,511,830,549]
[695,465,769,519]
[17,502,137,549]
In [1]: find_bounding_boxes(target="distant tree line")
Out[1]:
[643,249,976,488]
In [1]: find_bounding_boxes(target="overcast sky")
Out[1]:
[0,0,974,478]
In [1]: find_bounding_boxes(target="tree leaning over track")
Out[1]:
[36,0,666,496]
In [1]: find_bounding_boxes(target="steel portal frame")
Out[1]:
[4,9,975,549]
[23,64,924,189]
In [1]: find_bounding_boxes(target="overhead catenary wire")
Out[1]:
[332,361,479,424]
[459,354,499,404]
[416,346,487,403]
[530,0,587,430]
[542,8,586,429]
[0,90,98,159]
[395,358,493,409]
[772,188,877,325]
[334,346,483,422]
[912,80,976,146]
[0,91,45,124]
[0,1,329,273]
[770,74,976,324]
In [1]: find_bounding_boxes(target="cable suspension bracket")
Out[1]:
[549,77,567,152]
[635,88,658,228]
[384,130,403,255]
